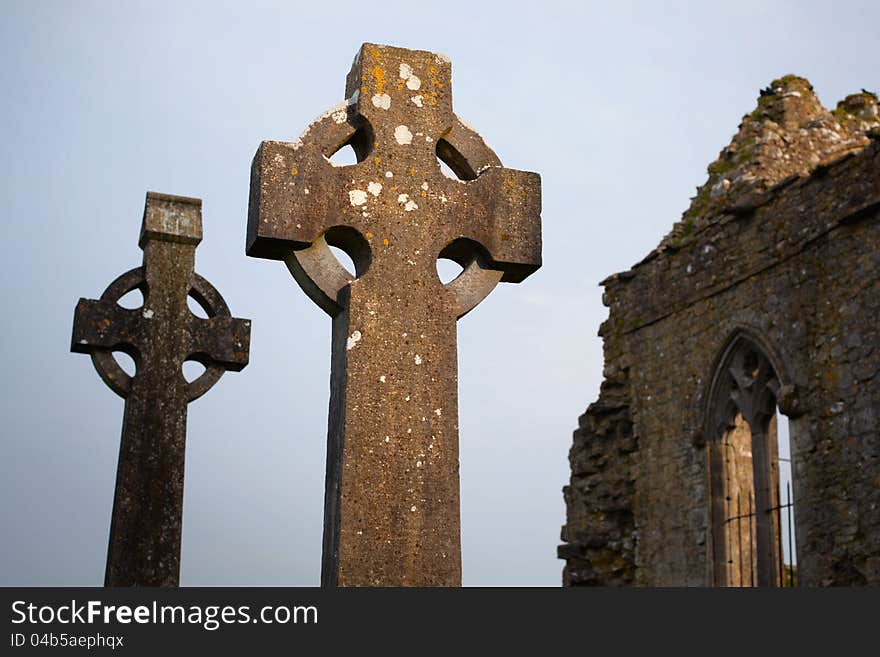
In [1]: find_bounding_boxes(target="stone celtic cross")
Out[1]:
[248,43,541,586]
[72,192,251,586]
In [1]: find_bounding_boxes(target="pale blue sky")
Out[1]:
[1,0,875,585]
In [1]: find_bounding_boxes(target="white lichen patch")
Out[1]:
[303,188,309,195]
[385,170,393,178]
[434,408,442,416]
[410,505,417,513]
[143,308,155,319]
[398,62,421,90]
[371,93,391,110]
[477,163,502,176]
[346,330,362,350]
[416,461,423,468]
[421,182,429,191]
[404,199,418,212]
[367,181,383,196]
[297,100,349,148]
[414,354,423,365]
[394,124,413,145]
[379,375,386,383]
[332,109,347,124]
[440,192,448,203]
[348,189,368,206]
[411,95,423,108]
[397,193,409,204]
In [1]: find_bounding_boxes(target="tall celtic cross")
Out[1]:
[72,192,251,586]
[248,43,541,586]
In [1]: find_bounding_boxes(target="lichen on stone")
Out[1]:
[660,76,880,250]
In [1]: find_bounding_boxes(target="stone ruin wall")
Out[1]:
[560,77,880,586]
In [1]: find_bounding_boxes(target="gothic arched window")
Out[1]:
[706,335,797,587]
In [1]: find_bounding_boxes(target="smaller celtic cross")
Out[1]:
[72,192,251,586]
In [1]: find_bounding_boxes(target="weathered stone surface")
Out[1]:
[560,80,880,586]
[247,43,541,586]
[661,76,880,250]
[72,192,251,586]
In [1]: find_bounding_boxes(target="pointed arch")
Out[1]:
[704,329,796,586]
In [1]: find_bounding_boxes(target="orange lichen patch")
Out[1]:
[374,156,382,165]
[409,167,416,175]
[291,166,299,175]
[382,238,389,246]
[421,191,427,198]
[365,232,374,239]
[371,66,387,93]
[428,66,444,90]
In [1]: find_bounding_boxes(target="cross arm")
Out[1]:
[450,167,542,283]
[247,109,357,261]
[71,298,143,357]
[187,316,251,371]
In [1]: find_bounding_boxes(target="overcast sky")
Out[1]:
[1,0,876,586]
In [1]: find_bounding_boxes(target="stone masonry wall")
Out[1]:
[560,78,880,586]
